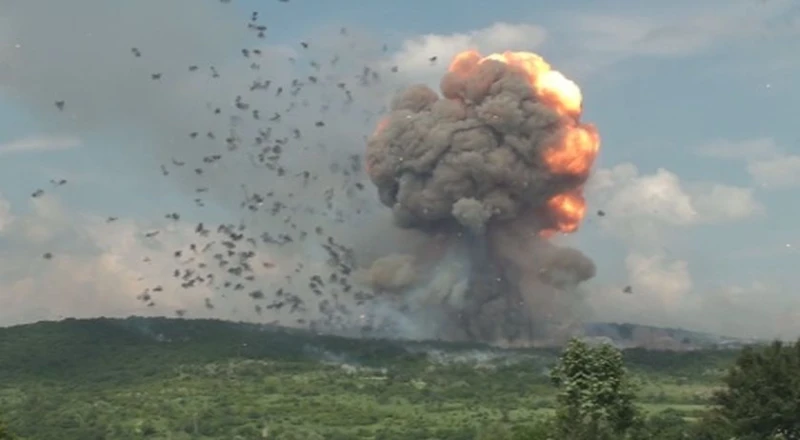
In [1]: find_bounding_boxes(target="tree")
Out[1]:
[549,338,640,440]
[710,339,800,439]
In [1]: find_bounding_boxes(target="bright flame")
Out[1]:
[448,50,582,116]
[447,49,600,235]
[543,123,600,177]
[545,191,586,234]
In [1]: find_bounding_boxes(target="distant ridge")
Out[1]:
[583,322,760,351]
[1,316,759,351]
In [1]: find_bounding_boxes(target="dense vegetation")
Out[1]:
[0,317,794,439]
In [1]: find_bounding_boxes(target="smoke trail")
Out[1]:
[360,50,600,345]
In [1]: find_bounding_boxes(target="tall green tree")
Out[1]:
[550,338,640,440]
[711,339,800,439]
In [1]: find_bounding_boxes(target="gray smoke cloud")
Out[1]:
[1,1,598,344]
[361,52,599,346]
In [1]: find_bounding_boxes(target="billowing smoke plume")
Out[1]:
[361,51,601,345]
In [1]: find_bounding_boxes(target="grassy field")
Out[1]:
[0,317,739,439]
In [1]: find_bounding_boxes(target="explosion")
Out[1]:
[362,50,600,345]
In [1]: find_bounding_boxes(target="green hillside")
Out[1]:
[0,317,739,439]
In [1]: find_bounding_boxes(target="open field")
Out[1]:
[0,317,739,439]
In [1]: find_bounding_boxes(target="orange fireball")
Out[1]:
[545,191,586,234]
[448,50,583,117]
[446,49,600,235]
[543,123,600,177]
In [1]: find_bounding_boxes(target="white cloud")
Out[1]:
[591,164,698,226]
[18,195,81,244]
[0,196,313,325]
[0,16,15,80]
[590,275,800,340]
[380,2,798,86]
[386,22,547,82]
[589,250,693,329]
[585,163,776,337]
[698,137,800,189]
[569,4,772,58]
[587,163,761,244]
[686,282,800,339]
[568,14,709,58]
[380,3,795,89]
[625,252,693,310]
[0,134,82,156]
[551,0,799,78]
[688,182,763,222]
[747,156,800,189]
[0,193,12,234]
[0,196,205,325]
[696,137,780,160]
[383,1,791,85]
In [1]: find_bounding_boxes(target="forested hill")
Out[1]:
[0,317,739,383]
[0,317,750,439]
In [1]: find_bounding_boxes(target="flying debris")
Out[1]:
[18,6,616,348]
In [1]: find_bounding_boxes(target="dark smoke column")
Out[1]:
[364,50,601,346]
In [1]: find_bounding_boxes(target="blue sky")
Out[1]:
[0,0,798,339]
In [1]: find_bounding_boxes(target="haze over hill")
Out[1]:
[1,316,756,352]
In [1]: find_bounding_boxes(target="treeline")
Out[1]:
[0,317,738,381]
[482,338,800,439]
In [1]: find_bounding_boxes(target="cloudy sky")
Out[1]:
[0,0,798,339]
